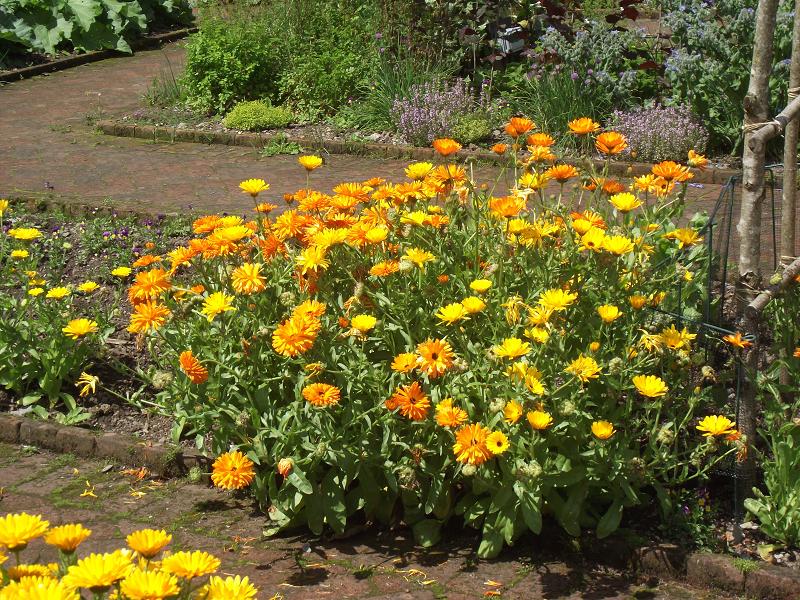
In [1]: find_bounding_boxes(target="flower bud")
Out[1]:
[277,458,293,477]
[461,464,477,477]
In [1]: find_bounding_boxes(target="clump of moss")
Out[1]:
[223,100,293,131]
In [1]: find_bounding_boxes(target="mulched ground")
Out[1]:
[0,443,734,599]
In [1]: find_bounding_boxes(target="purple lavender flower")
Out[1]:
[610,104,709,162]
[392,79,475,146]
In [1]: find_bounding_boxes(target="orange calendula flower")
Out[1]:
[546,164,579,182]
[723,332,752,349]
[595,131,628,155]
[491,143,508,155]
[132,254,162,268]
[272,315,321,357]
[527,133,555,147]
[179,350,208,384]
[128,302,171,334]
[370,260,400,277]
[652,161,693,182]
[211,451,255,490]
[416,338,454,379]
[489,195,526,219]
[435,398,468,428]
[390,381,430,420]
[504,117,535,138]
[453,423,493,466]
[432,138,462,156]
[302,382,341,407]
[392,352,418,373]
[128,268,171,304]
[568,117,601,135]
[231,262,266,295]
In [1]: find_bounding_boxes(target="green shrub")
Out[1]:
[276,0,378,117]
[223,101,293,131]
[450,112,493,145]
[0,0,191,56]
[183,14,285,114]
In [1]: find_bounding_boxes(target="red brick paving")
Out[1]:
[0,444,732,599]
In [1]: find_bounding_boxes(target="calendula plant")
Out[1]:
[0,206,113,417]
[126,122,737,557]
[0,512,259,599]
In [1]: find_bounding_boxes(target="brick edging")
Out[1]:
[633,543,800,599]
[97,120,740,185]
[0,27,197,83]
[0,413,209,478]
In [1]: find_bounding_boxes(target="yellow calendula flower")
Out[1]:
[632,374,669,398]
[579,227,606,252]
[62,318,98,339]
[44,523,91,553]
[350,314,377,333]
[6,563,57,580]
[469,279,492,293]
[603,235,635,255]
[525,327,550,344]
[518,171,550,191]
[296,245,330,275]
[10,249,29,259]
[298,155,323,171]
[365,225,389,243]
[28,287,44,296]
[664,228,702,248]
[660,324,697,350]
[597,304,621,323]
[502,294,525,324]
[0,577,77,600]
[8,227,42,241]
[402,247,435,268]
[565,354,601,383]
[111,266,132,278]
[527,410,553,430]
[401,210,428,226]
[46,286,71,299]
[527,305,553,326]
[0,513,49,551]
[609,192,642,212]
[696,415,736,437]
[126,529,172,559]
[493,337,530,359]
[239,178,269,197]
[486,431,510,455]
[592,420,615,440]
[460,296,486,314]
[120,568,180,600]
[0,198,8,215]
[160,550,221,579]
[201,292,236,322]
[503,400,524,424]
[76,372,100,397]
[525,373,546,395]
[63,551,133,591]
[201,575,259,600]
[436,302,469,325]
[77,281,100,293]
[538,288,577,311]
[405,162,434,180]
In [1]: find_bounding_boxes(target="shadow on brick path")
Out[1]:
[0,444,733,599]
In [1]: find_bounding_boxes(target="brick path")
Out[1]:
[0,444,730,600]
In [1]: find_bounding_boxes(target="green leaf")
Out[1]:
[322,470,346,533]
[477,521,504,559]
[287,470,313,495]
[66,0,102,32]
[412,519,441,547]
[596,499,623,539]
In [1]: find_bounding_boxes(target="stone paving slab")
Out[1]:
[0,443,734,599]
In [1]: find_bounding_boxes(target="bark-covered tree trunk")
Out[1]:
[781,0,800,263]
[738,0,780,294]
[736,0,781,506]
